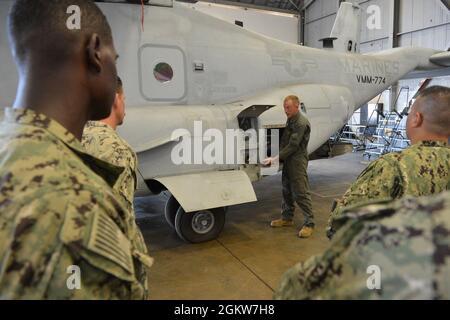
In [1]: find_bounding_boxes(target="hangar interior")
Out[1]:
[129,0,450,299]
[0,0,448,300]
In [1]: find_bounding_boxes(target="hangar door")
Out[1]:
[139,44,187,102]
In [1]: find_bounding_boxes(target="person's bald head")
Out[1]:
[406,85,450,144]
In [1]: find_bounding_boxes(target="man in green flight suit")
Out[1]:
[0,0,152,299]
[264,95,314,238]
[326,85,450,239]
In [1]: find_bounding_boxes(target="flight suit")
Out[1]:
[279,112,314,227]
[82,121,138,213]
[275,191,450,300]
[0,108,153,299]
[326,140,450,239]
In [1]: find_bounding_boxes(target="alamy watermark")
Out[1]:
[66,5,81,30]
[66,265,81,290]
[366,265,381,290]
[170,121,279,168]
[65,3,382,31]
[367,5,382,30]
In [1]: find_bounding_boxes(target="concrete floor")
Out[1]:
[134,151,368,300]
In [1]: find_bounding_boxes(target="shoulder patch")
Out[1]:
[60,203,135,279]
[87,210,134,273]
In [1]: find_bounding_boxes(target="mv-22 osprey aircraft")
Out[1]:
[1,0,449,243]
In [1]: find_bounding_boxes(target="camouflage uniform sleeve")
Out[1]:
[274,219,364,300]
[112,144,138,209]
[275,220,387,300]
[276,193,450,300]
[274,255,322,300]
[326,158,400,238]
[279,122,305,161]
[56,196,149,299]
[0,191,148,300]
[0,191,68,299]
[82,130,137,209]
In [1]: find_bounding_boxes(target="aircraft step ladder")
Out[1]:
[333,124,367,151]
[363,87,411,160]
[364,112,402,159]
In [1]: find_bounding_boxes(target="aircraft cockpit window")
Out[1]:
[153,62,174,83]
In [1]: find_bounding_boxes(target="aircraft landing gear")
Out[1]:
[174,207,226,243]
[164,195,227,243]
[164,195,180,228]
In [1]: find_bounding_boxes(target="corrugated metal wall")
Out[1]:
[398,0,450,49]
[306,0,449,51]
[304,0,450,111]
[304,0,338,47]
[359,0,392,53]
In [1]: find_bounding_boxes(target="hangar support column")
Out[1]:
[388,0,400,111]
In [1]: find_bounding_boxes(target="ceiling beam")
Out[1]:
[301,0,315,10]
[440,0,450,10]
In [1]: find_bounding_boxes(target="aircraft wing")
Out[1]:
[403,50,450,79]
[430,51,450,67]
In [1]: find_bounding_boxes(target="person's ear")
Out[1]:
[410,110,423,128]
[112,93,120,110]
[86,34,102,73]
[416,112,424,127]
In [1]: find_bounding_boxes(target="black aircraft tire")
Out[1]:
[174,207,226,243]
[164,195,180,228]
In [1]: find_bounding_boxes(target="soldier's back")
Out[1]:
[0,108,150,299]
[380,140,449,196]
[276,191,450,299]
[82,121,138,210]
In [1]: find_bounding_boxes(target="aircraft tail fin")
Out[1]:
[320,2,361,54]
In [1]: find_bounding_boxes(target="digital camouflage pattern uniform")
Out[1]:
[82,121,138,212]
[279,111,314,227]
[275,191,450,300]
[0,108,153,299]
[327,140,450,239]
